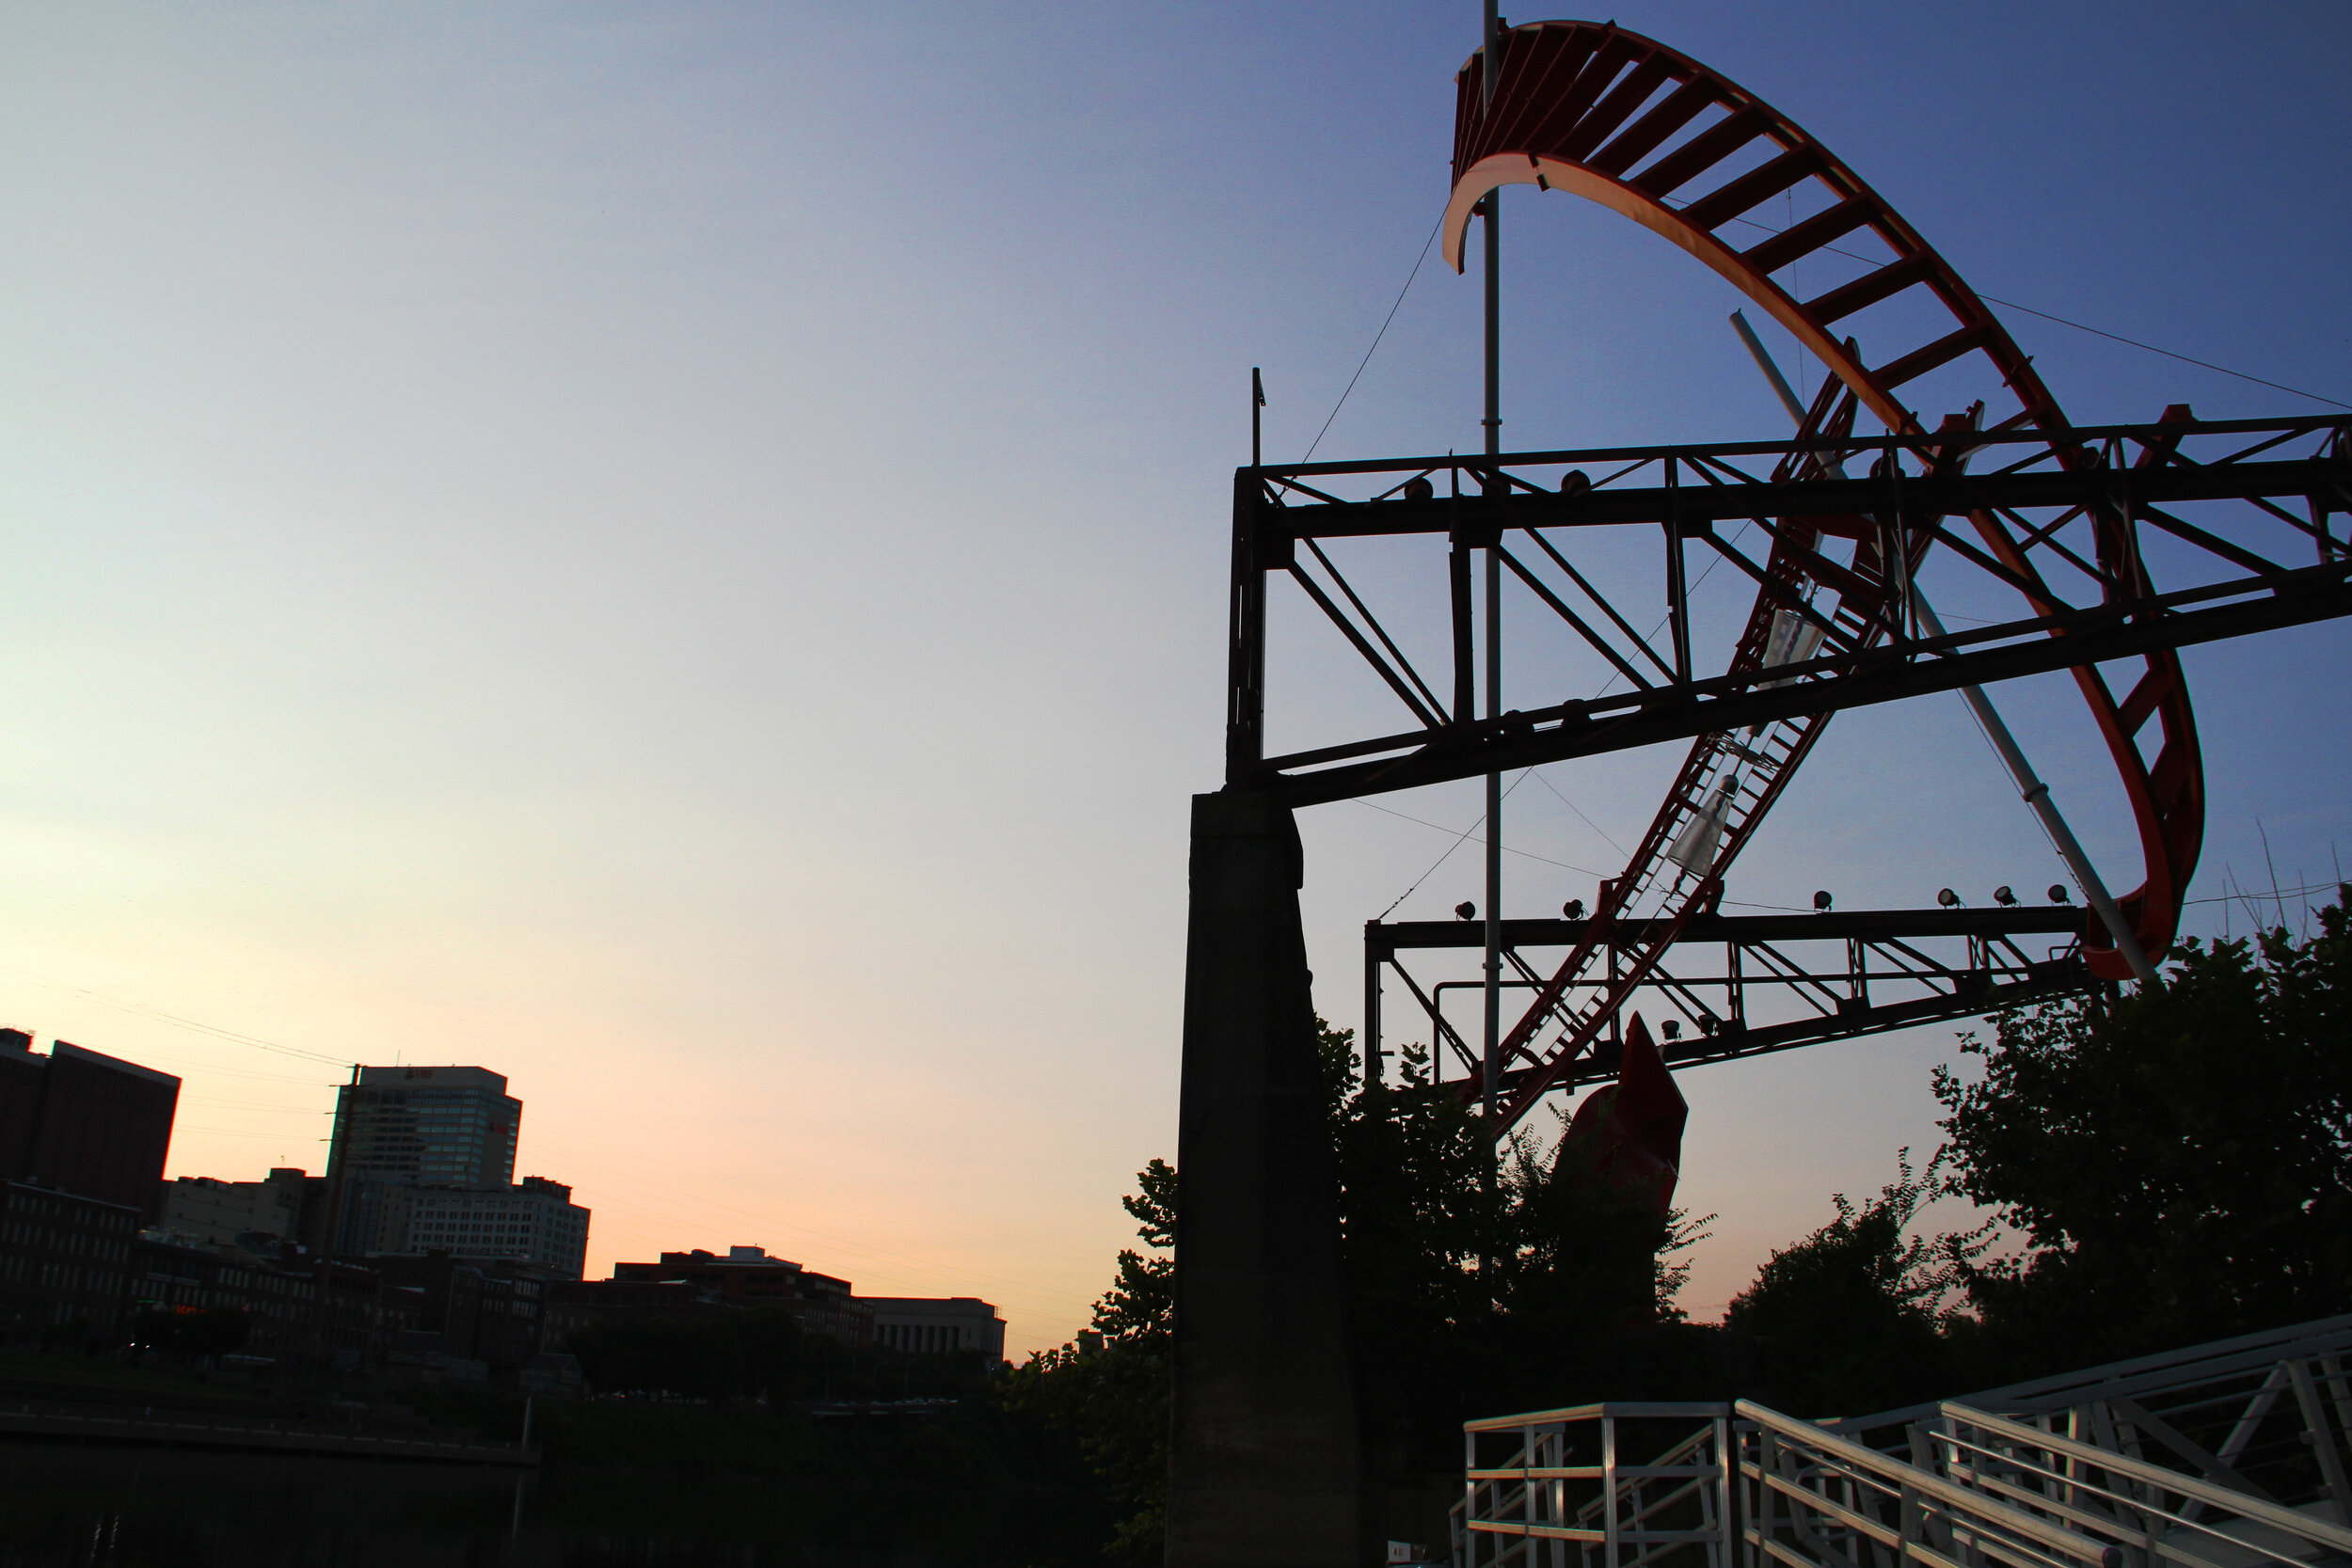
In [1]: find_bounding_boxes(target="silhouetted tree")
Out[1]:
[1324,1022,1709,1484]
[1724,1152,1974,1418]
[1013,1024,1709,1560]
[1935,895,2352,1375]
[1000,1158,1173,1563]
[569,1306,802,1402]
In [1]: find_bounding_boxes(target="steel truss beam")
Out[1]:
[1228,416,2350,808]
[1365,905,2094,1101]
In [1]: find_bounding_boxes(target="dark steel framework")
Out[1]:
[1168,18,2347,1566]
[1231,418,2351,804]
[1230,413,2350,1135]
[1365,904,2092,1100]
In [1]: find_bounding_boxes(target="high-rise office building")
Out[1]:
[326,1066,521,1252]
[0,1030,181,1218]
[328,1067,520,1188]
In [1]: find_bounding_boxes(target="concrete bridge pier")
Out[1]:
[1165,790,1362,1568]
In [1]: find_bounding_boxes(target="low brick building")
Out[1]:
[540,1278,729,1348]
[126,1237,316,1360]
[0,1180,137,1347]
[156,1167,310,1247]
[611,1246,873,1345]
[367,1253,547,1368]
[124,1240,421,1367]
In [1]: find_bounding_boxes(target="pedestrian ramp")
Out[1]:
[1454,1314,2352,1568]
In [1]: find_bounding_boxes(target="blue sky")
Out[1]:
[0,3,2343,1347]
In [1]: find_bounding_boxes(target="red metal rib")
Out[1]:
[1439,21,2202,1132]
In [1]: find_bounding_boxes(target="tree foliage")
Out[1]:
[568,1307,804,1402]
[1934,898,2352,1371]
[1322,1021,1711,1479]
[1013,1026,1712,1560]
[1020,897,2352,1559]
[1724,1151,1979,1418]
[999,1158,1174,1563]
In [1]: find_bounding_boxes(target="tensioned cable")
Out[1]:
[1369,767,1538,918]
[0,961,351,1067]
[1707,210,2351,411]
[1971,294,2350,412]
[1360,786,1608,884]
[1300,210,1448,463]
[1360,786,1810,913]
[1532,761,1626,854]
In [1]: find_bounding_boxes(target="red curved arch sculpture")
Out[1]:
[1442,22,2202,1130]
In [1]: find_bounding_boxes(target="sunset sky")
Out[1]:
[0,3,2344,1355]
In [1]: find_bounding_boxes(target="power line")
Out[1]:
[2185,877,2341,909]
[1531,768,1626,854]
[1300,210,1448,463]
[1359,784,1610,886]
[1710,209,2350,411]
[0,962,352,1067]
[1365,768,1543,918]
[1970,293,2350,412]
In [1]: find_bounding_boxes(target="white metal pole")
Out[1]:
[1912,595,2159,985]
[1480,0,1503,1120]
[1726,310,2159,986]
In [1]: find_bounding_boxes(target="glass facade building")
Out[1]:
[330,1067,520,1189]
[326,1067,521,1252]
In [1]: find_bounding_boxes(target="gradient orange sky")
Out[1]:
[0,3,2344,1357]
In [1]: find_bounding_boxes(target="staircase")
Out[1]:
[1454,1316,2352,1568]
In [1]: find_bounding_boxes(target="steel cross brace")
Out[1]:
[1228,416,2350,803]
[1365,905,2094,1096]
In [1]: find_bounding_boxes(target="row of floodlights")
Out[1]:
[1449,883,2075,922]
[1392,470,1593,504]
[1931,884,2074,909]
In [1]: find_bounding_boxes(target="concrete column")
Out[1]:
[1166,791,1361,1568]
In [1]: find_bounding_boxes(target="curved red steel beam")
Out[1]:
[1443,20,2201,983]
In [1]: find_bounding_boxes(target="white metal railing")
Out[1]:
[1460,1322,2352,1568]
[1829,1315,2352,1538]
[1736,1400,2122,1568]
[1457,1402,1734,1568]
[1932,1402,2352,1568]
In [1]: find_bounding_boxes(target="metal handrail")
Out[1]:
[1937,1402,2352,1568]
[1829,1316,2352,1436]
[1462,1402,1734,1568]
[1739,1400,2118,1568]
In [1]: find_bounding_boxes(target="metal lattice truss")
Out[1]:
[1225,17,2350,1138]
[1232,418,2350,1134]
[1456,1314,2352,1568]
[1365,906,2093,1100]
